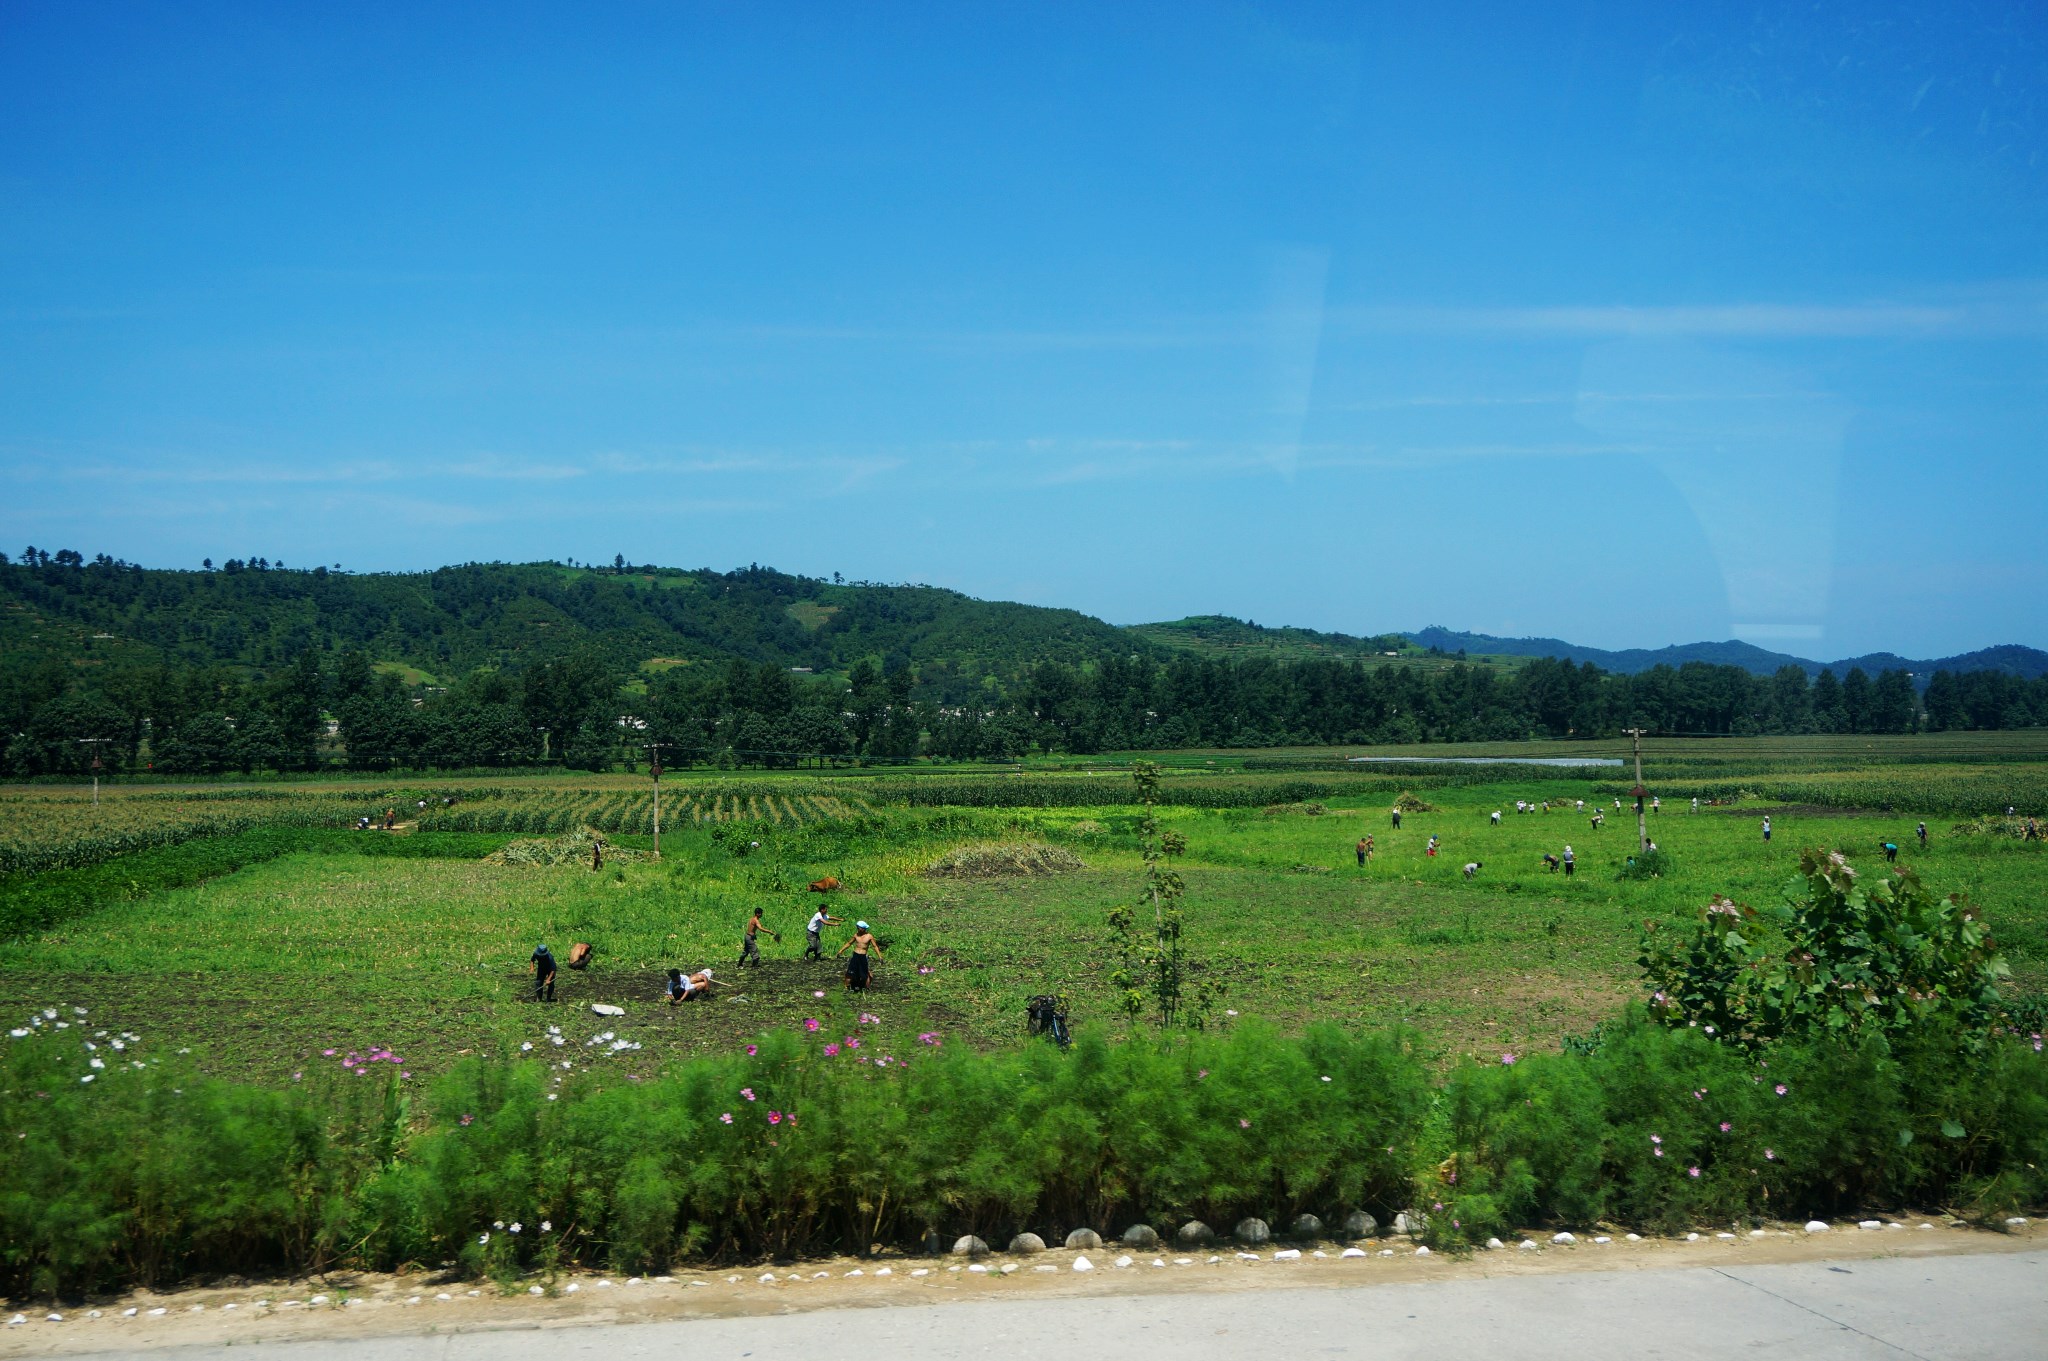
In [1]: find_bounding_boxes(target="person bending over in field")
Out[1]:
[1462,861,1482,880]
[665,967,718,1003]
[1882,839,1899,863]
[805,904,845,959]
[530,943,559,1002]
[837,920,883,992]
[739,906,780,968]
[1491,809,1502,825]
[1542,852,1560,872]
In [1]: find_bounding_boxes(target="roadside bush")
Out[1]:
[3,1005,2042,1297]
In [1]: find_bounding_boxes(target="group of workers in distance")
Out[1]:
[525,894,884,1006]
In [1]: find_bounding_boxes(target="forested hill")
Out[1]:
[1408,627,2048,686]
[0,557,1149,682]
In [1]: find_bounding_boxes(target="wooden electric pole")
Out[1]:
[643,742,672,860]
[1624,727,1649,851]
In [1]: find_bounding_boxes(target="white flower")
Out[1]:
[541,1220,552,1232]
[8,1029,25,1038]
[510,1223,522,1234]
[89,1058,104,1069]
[494,1221,505,1229]
[80,1074,95,1083]
[479,1232,491,1245]
[521,1042,533,1051]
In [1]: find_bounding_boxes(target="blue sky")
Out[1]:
[3,2,2044,658]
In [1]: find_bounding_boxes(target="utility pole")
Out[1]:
[643,742,672,860]
[79,737,111,807]
[1624,727,1649,851]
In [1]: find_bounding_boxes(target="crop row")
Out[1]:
[0,793,374,878]
[416,789,870,836]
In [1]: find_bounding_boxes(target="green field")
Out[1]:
[4,745,2044,1085]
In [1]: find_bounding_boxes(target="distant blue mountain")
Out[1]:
[1406,627,2048,687]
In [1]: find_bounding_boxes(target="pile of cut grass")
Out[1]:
[484,827,648,867]
[923,841,1085,878]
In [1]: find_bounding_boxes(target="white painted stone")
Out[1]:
[1485,1238,1504,1250]
[875,1268,892,1276]
[1805,1220,1831,1234]
[1002,1264,1020,1274]
[2006,1217,2028,1227]
[1072,1256,1095,1272]
[1341,1247,1368,1258]
[1859,1220,1883,1230]
[1175,1257,1193,1265]
[1552,1232,1576,1245]
[1414,1246,1432,1257]
[528,1286,544,1296]
[758,1274,775,1284]
[1112,1255,1133,1268]
[1379,1249,1395,1257]
[909,1268,928,1277]
[968,1264,988,1274]
[1519,1240,1539,1251]
[1273,1249,1301,1260]
[1750,1230,1766,1238]
[1034,1265,1058,1273]
[1717,1233,1735,1240]
[1686,1233,1700,1242]
[845,1269,863,1277]
[1594,1236,1612,1244]
[1625,1233,1641,1241]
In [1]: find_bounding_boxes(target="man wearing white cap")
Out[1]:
[836,920,883,992]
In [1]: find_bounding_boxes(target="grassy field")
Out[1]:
[4,753,2043,1089]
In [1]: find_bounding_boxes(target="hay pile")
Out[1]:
[1393,791,1438,813]
[486,828,648,867]
[924,842,1085,879]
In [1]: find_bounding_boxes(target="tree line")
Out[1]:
[6,644,2044,778]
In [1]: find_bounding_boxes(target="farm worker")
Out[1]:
[530,944,558,1002]
[1542,852,1560,872]
[739,906,780,968]
[837,920,883,992]
[567,942,595,970]
[1691,797,1699,813]
[1462,861,1482,880]
[1917,821,1928,847]
[1363,834,1375,861]
[1355,837,1370,867]
[666,967,717,1003]
[1391,807,1402,830]
[1425,834,1440,857]
[1575,799,1584,812]
[1882,840,1899,863]
[1562,845,1575,876]
[1762,816,1772,843]
[1491,810,1502,825]
[1646,840,1657,853]
[1652,797,1660,814]
[1590,811,1603,831]
[591,835,605,871]
[805,905,845,960]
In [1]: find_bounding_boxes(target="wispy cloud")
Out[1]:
[1332,296,2048,339]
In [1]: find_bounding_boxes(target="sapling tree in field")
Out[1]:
[1107,761,1222,1028]
[1639,848,2011,1048]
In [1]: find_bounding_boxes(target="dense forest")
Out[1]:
[3,551,2045,776]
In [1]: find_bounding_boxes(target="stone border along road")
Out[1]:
[7,1222,2042,1360]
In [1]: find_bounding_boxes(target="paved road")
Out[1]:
[60,1250,2047,1361]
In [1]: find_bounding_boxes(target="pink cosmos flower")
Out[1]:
[1655,1148,1665,1157]
[1197,1069,1209,1079]
[1774,1084,1787,1096]
[1500,1053,1517,1065]
[322,1049,337,1056]
[1651,1134,1662,1144]
[461,1114,474,1126]
[1687,1166,1701,1178]
[846,1038,861,1049]
[741,1087,756,1101]
[1719,1122,1732,1132]
[1764,1148,1775,1160]
[720,1112,733,1124]
[745,1044,758,1056]
[804,1019,821,1033]
[1693,1089,1707,1100]
[768,1111,783,1125]
[1239,1119,1250,1128]
[813,991,826,999]
[824,1043,841,1056]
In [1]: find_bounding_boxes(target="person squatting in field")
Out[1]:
[1463,861,1483,880]
[739,906,780,967]
[805,904,845,959]
[530,943,558,1002]
[837,920,883,992]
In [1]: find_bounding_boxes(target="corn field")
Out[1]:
[416,786,872,836]
[0,792,369,877]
